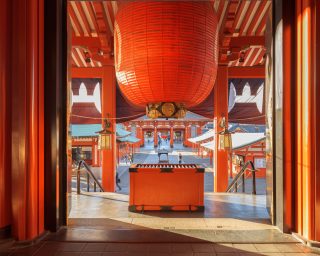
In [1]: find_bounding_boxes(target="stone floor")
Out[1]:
[34,143,320,256]
[68,193,270,222]
[1,239,319,256]
[67,192,297,245]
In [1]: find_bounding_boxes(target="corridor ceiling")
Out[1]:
[69,1,270,124]
[69,0,271,68]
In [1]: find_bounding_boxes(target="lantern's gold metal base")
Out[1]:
[146,102,186,119]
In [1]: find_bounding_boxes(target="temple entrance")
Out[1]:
[66,0,275,242]
[1,0,320,246]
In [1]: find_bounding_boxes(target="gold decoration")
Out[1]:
[146,102,187,119]
[176,107,186,119]
[161,103,175,117]
[147,105,160,119]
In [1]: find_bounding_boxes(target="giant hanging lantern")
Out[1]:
[114,2,218,119]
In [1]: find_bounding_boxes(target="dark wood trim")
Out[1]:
[282,0,296,234]
[0,225,11,239]
[44,0,68,231]
[13,231,49,246]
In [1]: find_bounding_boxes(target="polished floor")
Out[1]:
[1,239,319,256]
[1,193,319,255]
[34,143,320,255]
[67,192,293,244]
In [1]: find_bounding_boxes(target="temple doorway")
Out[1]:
[66,0,276,242]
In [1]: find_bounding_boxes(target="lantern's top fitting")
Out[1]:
[219,117,226,128]
[218,116,233,135]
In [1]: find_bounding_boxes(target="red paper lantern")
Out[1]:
[114,2,218,111]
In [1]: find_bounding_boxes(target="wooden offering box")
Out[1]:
[129,164,204,212]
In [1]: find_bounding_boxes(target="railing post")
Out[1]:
[235,181,238,192]
[87,173,90,192]
[94,182,96,192]
[77,170,80,194]
[252,170,256,195]
[242,173,245,193]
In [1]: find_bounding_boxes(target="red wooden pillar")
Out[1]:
[229,153,233,178]
[116,143,119,165]
[10,0,45,240]
[92,141,96,167]
[314,0,320,241]
[97,144,101,167]
[91,139,98,167]
[197,125,202,135]
[101,66,116,192]
[196,126,202,153]
[183,125,188,147]
[184,125,190,147]
[214,66,229,192]
[0,0,12,236]
[154,126,158,147]
[294,0,320,241]
[136,126,144,147]
[140,128,144,147]
[170,126,174,148]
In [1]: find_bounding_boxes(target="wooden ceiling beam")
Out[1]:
[72,2,91,36]
[92,2,112,51]
[255,8,270,36]
[246,0,268,36]
[86,2,99,36]
[231,0,249,35]
[68,3,84,37]
[239,0,259,36]
[219,1,241,63]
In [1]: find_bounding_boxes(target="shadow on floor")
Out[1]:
[0,222,313,256]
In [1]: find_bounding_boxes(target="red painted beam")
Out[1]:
[72,67,105,78]
[228,66,265,78]
[229,36,265,49]
[72,37,101,48]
